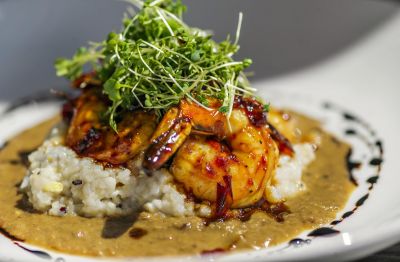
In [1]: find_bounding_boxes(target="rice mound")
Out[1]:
[19,124,204,217]
[265,144,315,203]
[20,124,314,218]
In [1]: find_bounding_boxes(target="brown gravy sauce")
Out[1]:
[0,113,355,257]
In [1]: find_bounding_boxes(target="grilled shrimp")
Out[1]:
[144,98,279,209]
[268,109,297,143]
[65,88,157,165]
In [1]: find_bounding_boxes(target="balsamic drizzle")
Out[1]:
[308,227,340,237]
[367,176,379,185]
[14,242,52,260]
[0,227,23,242]
[369,158,383,166]
[287,101,384,248]
[288,238,311,247]
[345,129,356,135]
[346,149,361,186]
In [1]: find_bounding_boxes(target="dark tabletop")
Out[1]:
[358,242,400,262]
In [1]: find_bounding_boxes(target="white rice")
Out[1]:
[20,124,314,218]
[19,123,201,217]
[265,144,315,203]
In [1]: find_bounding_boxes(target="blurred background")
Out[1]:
[0,0,399,101]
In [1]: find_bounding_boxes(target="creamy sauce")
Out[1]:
[0,113,355,257]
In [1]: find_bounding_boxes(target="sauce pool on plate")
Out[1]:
[0,112,355,257]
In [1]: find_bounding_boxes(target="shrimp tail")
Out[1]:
[143,108,192,171]
[268,122,294,156]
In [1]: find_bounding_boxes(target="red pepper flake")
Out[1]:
[214,156,227,169]
[234,96,267,127]
[207,139,222,151]
[214,175,233,219]
[205,164,215,178]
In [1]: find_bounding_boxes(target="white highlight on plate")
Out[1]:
[342,232,352,246]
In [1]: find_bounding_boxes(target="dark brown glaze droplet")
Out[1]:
[376,140,384,155]
[341,211,354,219]
[268,202,289,223]
[356,194,369,207]
[369,158,383,166]
[128,228,148,239]
[0,227,24,242]
[343,112,358,122]
[236,199,289,223]
[307,227,340,237]
[367,176,379,184]
[288,238,311,247]
[345,129,357,135]
[346,149,361,186]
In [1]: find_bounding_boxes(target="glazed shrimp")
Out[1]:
[268,109,297,143]
[144,98,279,209]
[65,88,157,165]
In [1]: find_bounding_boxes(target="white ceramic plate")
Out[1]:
[0,11,399,262]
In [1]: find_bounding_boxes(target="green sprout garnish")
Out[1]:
[263,103,270,113]
[55,0,265,130]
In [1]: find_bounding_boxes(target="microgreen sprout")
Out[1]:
[55,0,266,130]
